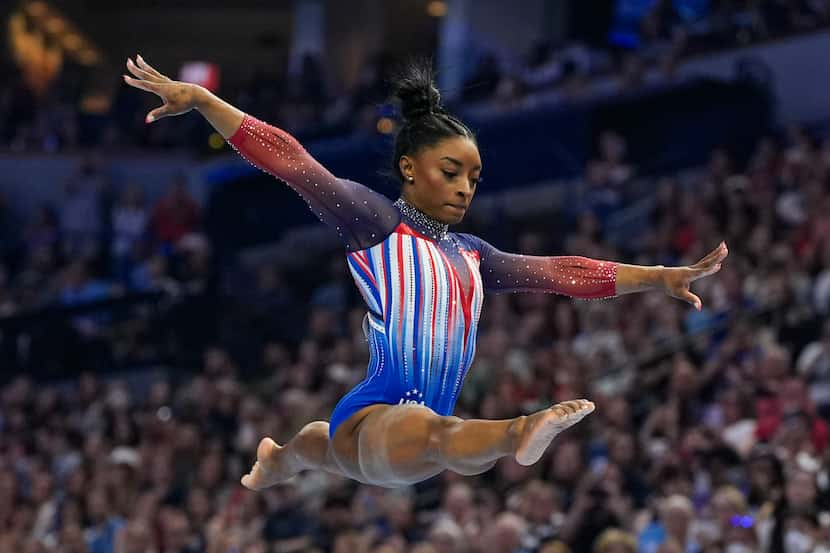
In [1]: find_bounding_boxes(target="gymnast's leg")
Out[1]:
[331,399,595,487]
[240,420,344,490]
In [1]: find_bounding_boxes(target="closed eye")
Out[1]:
[443,170,482,187]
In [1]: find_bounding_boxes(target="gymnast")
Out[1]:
[124,55,728,489]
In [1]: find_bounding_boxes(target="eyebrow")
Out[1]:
[441,156,482,171]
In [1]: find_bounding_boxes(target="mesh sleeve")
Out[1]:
[227,114,400,251]
[462,233,618,298]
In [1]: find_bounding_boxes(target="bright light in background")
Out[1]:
[10,2,104,68]
[77,50,100,66]
[80,93,111,114]
[62,33,82,51]
[8,2,105,100]
[179,61,221,93]
[376,117,396,134]
[24,1,47,16]
[8,10,61,97]
[44,17,65,33]
[426,1,447,17]
[208,133,225,150]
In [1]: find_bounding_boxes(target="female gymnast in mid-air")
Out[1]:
[124,55,727,489]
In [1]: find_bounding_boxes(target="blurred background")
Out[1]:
[1,0,830,552]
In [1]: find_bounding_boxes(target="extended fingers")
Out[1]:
[123,74,159,93]
[695,241,729,268]
[714,241,729,262]
[688,263,722,283]
[136,54,169,81]
[126,57,161,83]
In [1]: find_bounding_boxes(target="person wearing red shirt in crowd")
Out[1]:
[151,174,201,244]
[756,377,829,457]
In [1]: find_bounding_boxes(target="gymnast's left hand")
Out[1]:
[661,241,728,310]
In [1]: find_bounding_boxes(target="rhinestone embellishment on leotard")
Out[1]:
[393,197,449,241]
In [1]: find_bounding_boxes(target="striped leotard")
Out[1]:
[227,115,619,439]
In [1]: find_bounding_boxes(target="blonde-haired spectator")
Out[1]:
[411,543,439,553]
[482,512,528,553]
[694,485,752,548]
[427,517,467,553]
[712,486,749,530]
[639,495,698,553]
[594,528,637,553]
[540,540,573,553]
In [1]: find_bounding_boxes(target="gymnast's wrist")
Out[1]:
[653,265,671,291]
[615,263,665,294]
[192,85,214,111]
[631,264,666,292]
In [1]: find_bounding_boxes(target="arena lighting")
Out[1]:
[44,17,65,33]
[179,61,220,93]
[62,33,83,51]
[376,116,395,134]
[208,132,225,149]
[80,93,111,114]
[426,0,447,17]
[24,1,47,17]
[77,49,100,66]
[12,3,104,66]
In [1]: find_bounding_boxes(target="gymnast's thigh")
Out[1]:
[332,403,447,487]
[330,403,390,483]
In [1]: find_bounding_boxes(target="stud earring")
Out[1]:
[408,176,414,182]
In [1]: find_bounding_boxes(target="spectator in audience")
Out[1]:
[151,175,200,245]
[85,487,125,553]
[593,528,636,553]
[797,320,830,418]
[61,157,106,257]
[2,61,830,553]
[111,183,149,282]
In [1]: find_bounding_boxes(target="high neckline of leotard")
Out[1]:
[393,197,449,242]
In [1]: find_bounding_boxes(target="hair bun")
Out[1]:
[391,59,442,122]
[406,103,433,119]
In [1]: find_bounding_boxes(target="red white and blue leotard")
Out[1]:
[227,115,619,439]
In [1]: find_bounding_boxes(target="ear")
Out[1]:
[398,155,415,183]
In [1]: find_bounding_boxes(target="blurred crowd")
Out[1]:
[0,160,209,310]
[0,158,216,373]
[2,113,830,553]
[3,0,830,154]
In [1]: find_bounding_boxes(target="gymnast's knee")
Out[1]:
[432,416,464,458]
[299,420,330,437]
[294,421,331,466]
[403,411,447,459]
[383,408,452,464]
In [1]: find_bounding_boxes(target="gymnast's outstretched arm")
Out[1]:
[123,55,400,251]
[462,234,728,309]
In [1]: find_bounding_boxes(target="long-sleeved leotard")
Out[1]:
[227,114,619,439]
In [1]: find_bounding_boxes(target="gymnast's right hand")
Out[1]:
[123,54,202,123]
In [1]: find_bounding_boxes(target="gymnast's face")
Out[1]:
[399,136,482,225]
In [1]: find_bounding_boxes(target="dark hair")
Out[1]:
[389,58,476,184]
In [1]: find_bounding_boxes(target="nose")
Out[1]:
[456,183,473,200]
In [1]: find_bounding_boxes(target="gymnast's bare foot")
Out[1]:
[240,437,298,490]
[515,399,595,466]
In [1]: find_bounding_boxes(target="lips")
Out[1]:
[446,204,467,211]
